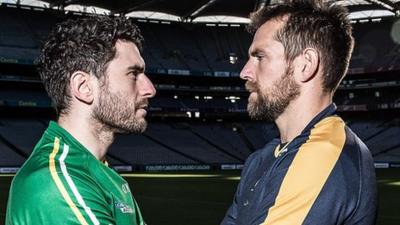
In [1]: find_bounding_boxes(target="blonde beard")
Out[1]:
[247,66,300,121]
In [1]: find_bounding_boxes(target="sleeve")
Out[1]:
[8,169,115,225]
[220,191,240,225]
[220,152,258,225]
[343,140,378,225]
[7,136,120,225]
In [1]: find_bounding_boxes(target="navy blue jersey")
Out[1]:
[221,104,377,225]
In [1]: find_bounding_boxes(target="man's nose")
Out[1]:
[240,60,254,82]
[139,74,156,98]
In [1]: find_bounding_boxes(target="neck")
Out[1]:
[57,113,114,161]
[275,91,332,143]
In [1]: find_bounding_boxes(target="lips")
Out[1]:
[135,100,149,117]
[139,105,148,110]
[245,82,258,93]
[136,99,149,110]
[136,108,147,117]
[137,105,148,112]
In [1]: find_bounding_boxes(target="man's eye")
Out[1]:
[128,71,138,80]
[255,55,264,61]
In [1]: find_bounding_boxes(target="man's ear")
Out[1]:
[299,48,319,83]
[70,71,94,104]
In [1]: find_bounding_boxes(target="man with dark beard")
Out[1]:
[221,0,377,225]
[6,16,155,225]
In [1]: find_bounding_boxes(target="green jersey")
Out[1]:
[6,121,144,225]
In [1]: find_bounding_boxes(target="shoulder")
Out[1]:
[343,126,372,157]
[9,159,109,216]
[8,165,59,214]
[10,146,98,205]
[300,116,374,174]
[305,116,347,151]
[340,126,376,183]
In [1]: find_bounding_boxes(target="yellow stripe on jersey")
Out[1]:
[49,137,89,225]
[262,116,346,225]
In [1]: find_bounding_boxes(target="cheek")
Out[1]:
[257,57,286,75]
[257,66,285,89]
[255,75,269,93]
[119,81,137,98]
[255,61,274,85]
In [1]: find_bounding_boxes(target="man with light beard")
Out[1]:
[6,16,155,225]
[221,0,377,225]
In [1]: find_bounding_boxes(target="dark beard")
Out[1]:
[92,86,147,134]
[246,66,300,121]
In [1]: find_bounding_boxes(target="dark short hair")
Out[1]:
[38,15,143,116]
[248,0,354,93]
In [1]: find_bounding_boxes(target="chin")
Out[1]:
[249,92,257,100]
[248,97,258,108]
[111,118,147,134]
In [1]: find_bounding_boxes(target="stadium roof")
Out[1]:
[1,0,399,22]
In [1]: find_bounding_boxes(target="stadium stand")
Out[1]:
[1,117,397,167]
[0,119,45,155]
[0,118,46,166]
[1,4,400,74]
[0,118,265,166]
[0,3,399,225]
[145,122,242,164]
[109,132,199,165]
[348,119,400,162]
[0,4,399,170]
[0,141,26,166]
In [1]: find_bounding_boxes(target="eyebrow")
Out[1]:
[249,49,265,57]
[127,64,145,73]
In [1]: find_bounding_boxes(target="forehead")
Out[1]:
[114,40,144,66]
[250,19,285,53]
